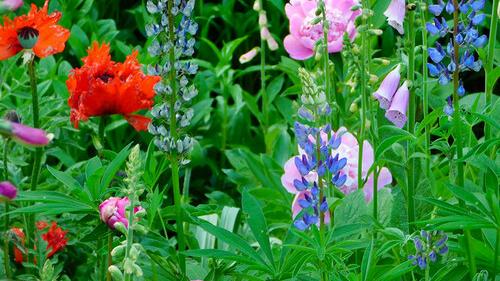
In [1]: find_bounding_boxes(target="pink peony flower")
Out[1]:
[283,0,360,60]
[99,197,142,230]
[0,181,17,201]
[385,81,409,128]
[1,0,23,11]
[384,0,406,35]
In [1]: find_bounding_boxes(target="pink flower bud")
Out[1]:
[99,197,142,230]
[385,81,409,128]
[384,0,406,35]
[239,47,259,64]
[11,122,52,147]
[0,181,17,201]
[373,65,401,109]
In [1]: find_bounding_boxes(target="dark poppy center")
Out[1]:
[99,73,114,83]
[17,26,39,40]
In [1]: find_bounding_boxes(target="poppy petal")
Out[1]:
[124,114,151,131]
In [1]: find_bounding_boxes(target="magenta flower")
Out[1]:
[99,197,142,230]
[0,0,23,11]
[373,65,401,110]
[385,81,409,128]
[0,181,17,201]
[11,122,51,147]
[384,0,406,35]
[283,0,360,60]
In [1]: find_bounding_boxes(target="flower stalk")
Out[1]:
[3,141,11,278]
[485,0,498,144]
[420,0,431,179]
[358,0,369,191]
[406,3,416,234]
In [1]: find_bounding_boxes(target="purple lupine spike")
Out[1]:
[428,63,440,76]
[332,173,347,187]
[414,237,424,252]
[470,0,485,11]
[429,250,437,262]
[428,3,444,16]
[294,156,310,176]
[473,35,487,47]
[320,197,328,212]
[444,96,454,116]
[294,218,308,231]
[317,161,326,177]
[298,198,311,208]
[439,245,449,255]
[429,43,446,63]
[445,0,454,14]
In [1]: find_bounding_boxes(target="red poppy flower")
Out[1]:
[11,221,68,263]
[0,0,70,60]
[67,42,161,131]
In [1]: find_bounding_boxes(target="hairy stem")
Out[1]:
[259,0,269,153]
[407,5,416,234]
[451,0,475,276]
[420,0,431,179]
[106,232,112,281]
[167,0,186,274]
[123,194,136,281]
[3,141,11,278]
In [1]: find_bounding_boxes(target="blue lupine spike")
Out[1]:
[456,33,464,44]
[438,73,450,85]
[447,61,456,72]
[436,234,448,247]
[298,198,311,208]
[428,47,445,63]
[417,256,427,269]
[428,63,440,77]
[459,1,470,13]
[304,192,312,202]
[304,213,318,225]
[294,219,309,230]
[333,174,347,187]
[294,156,310,176]
[329,135,342,149]
[323,124,331,133]
[446,41,454,56]
[470,0,485,11]
[311,183,319,197]
[444,96,454,116]
[293,178,307,191]
[440,18,449,36]
[428,4,444,16]
[471,60,482,71]
[426,22,440,35]
[320,197,328,212]
[439,245,449,255]
[471,13,486,25]
[336,157,347,171]
[458,81,465,96]
[317,161,326,177]
[473,34,487,47]
[445,1,454,14]
[414,238,424,252]
[429,250,437,262]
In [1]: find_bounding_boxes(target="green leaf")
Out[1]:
[99,143,132,193]
[242,189,275,267]
[376,126,415,160]
[335,190,369,227]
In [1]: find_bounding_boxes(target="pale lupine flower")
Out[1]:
[283,0,360,60]
[99,197,142,230]
[385,81,409,128]
[373,65,401,109]
[0,0,23,11]
[0,181,17,201]
[239,47,260,64]
[0,119,52,147]
[384,0,406,35]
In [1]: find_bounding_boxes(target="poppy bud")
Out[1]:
[3,110,20,123]
[0,181,17,201]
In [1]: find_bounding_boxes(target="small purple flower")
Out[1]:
[385,81,409,128]
[11,122,51,147]
[373,65,401,110]
[0,181,17,201]
[384,0,406,35]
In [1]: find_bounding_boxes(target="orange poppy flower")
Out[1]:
[0,0,70,60]
[67,42,161,131]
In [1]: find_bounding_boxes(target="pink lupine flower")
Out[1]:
[283,0,360,60]
[239,47,260,64]
[385,81,409,128]
[373,65,401,110]
[0,0,23,11]
[11,122,52,147]
[99,197,142,230]
[0,181,17,201]
[384,0,406,35]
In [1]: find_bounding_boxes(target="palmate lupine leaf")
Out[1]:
[7,191,95,216]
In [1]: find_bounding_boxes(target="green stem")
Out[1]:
[3,141,11,278]
[407,5,416,234]
[258,0,269,152]
[493,226,500,278]
[28,57,42,268]
[358,0,368,190]
[99,116,107,150]
[485,0,498,143]
[451,0,475,277]
[123,192,136,281]
[106,232,112,281]
[167,0,186,274]
[420,0,431,179]
[424,265,430,281]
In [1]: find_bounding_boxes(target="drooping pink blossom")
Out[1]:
[11,122,52,147]
[373,65,401,110]
[239,47,260,64]
[384,0,406,35]
[283,0,360,60]
[385,81,409,128]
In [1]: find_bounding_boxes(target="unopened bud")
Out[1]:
[108,266,123,281]
[373,58,390,65]
[369,74,378,84]
[407,3,416,11]
[111,245,126,257]
[368,29,383,36]
[349,102,358,113]
[266,36,279,51]
[365,119,371,130]
[258,11,267,26]
[239,47,260,64]
[253,0,260,11]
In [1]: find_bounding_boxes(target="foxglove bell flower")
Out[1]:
[239,47,260,64]
[385,81,409,128]
[373,65,401,109]
[283,0,360,60]
[99,197,143,230]
[408,230,449,270]
[0,181,17,201]
[384,0,406,35]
